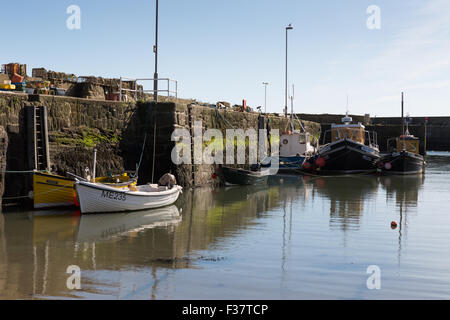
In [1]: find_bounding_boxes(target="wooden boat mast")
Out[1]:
[401,92,406,150]
[401,92,404,136]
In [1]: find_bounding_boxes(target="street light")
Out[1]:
[153,0,159,102]
[263,82,269,113]
[285,24,293,117]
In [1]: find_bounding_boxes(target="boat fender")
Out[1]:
[384,162,392,170]
[315,157,326,168]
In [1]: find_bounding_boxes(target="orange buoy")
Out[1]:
[391,221,398,229]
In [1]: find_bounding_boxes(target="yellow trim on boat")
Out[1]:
[33,172,76,209]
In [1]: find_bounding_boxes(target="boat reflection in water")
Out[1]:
[379,174,425,263]
[306,176,379,231]
[379,174,425,208]
[76,205,181,243]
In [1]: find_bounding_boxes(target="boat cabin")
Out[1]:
[323,114,378,148]
[388,133,420,154]
[330,123,365,144]
[280,131,315,157]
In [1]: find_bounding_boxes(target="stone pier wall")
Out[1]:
[0,127,7,209]
[0,92,321,208]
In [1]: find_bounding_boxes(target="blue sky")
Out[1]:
[1,0,449,116]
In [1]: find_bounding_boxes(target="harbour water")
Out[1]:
[1,152,450,299]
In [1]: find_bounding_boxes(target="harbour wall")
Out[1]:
[0,92,321,208]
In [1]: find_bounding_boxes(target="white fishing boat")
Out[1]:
[75,180,182,214]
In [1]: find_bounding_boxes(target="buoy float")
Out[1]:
[385,162,392,170]
[391,221,398,229]
[315,157,326,168]
[211,173,217,179]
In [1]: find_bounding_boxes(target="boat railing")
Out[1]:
[365,130,378,149]
[386,137,396,152]
[118,77,178,102]
[322,129,331,145]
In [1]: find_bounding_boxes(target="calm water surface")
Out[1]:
[1,152,450,299]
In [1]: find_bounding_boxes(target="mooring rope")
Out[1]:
[0,170,35,174]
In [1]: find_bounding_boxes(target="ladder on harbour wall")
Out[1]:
[26,106,51,171]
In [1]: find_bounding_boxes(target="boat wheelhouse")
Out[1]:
[277,130,316,172]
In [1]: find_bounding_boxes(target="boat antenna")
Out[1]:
[401,92,404,136]
[342,94,352,124]
[290,84,294,132]
[401,92,406,150]
[346,93,349,115]
[405,113,410,136]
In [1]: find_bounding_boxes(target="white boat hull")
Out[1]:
[75,181,182,214]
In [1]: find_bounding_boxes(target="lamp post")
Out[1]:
[263,82,269,113]
[285,24,293,117]
[153,0,159,102]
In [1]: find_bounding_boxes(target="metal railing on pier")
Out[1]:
[118,77,178,102]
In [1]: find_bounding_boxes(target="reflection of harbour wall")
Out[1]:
[0,92,320,208]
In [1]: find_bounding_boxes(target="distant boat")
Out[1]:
[277,130,316,172]
[379,139,425,175]
[378,93,425,175]
[221,165,270,186]
[266,85,316,172]
[302,113,380,175]
[33,171,136,209]
[75,180,182,214]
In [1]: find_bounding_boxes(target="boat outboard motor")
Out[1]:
[158,173,177,189]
